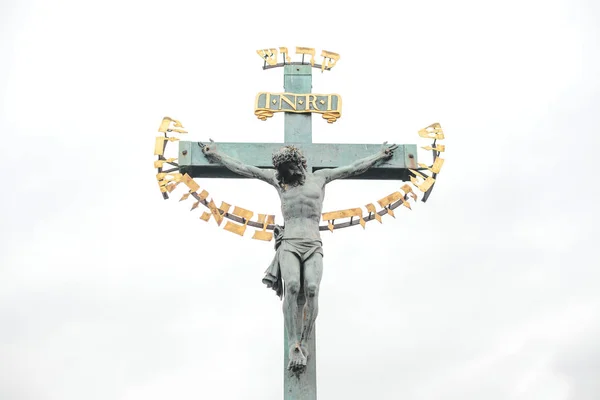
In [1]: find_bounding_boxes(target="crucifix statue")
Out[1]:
[201,138,398,372]
[153,46,445,400]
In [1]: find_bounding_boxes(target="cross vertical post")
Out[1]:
[282,64,317,400]
[284,65,312,144]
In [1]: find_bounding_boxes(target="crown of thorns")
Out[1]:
[272,146,307,169]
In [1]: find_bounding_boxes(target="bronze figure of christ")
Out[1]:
[201,141,397,373]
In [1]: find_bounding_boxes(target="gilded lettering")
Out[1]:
[418,122,444,140]
[320,50,340,71]
[279,94,296,111]
[296,47,316,66]
[279,47,291,63]
[308,95,319,111]
[256,47,340,69]
[158,117,187,134]
[256,48,278,65]
[253,92,342,122]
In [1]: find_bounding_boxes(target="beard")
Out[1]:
[276,168,305,188]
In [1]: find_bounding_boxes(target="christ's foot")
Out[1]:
[287,344,307,373]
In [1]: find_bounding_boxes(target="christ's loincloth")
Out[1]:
[262,225,323,299]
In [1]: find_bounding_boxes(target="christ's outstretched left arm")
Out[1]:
[315,142,398,183]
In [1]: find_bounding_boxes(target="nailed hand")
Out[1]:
[199,139,218,157]
[381,141,398,159]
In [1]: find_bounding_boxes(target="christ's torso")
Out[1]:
[277,173,325,240]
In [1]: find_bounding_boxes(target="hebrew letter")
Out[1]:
[377,192,404,218]
[296,47,316,66]
[223,206,254,236]
[252,214,275,241]
[365,203,382,223]
[256,48,278,65]
[320,50,340,71]
[418,122,444,140]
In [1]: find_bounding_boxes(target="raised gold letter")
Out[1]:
[320,50,340,71]
[377,192,403,218]
[252,214,275,241]
[308,94,319,111]
[223,206,254,236]
[418,122,444,140]
[279,47,291,63]
[365,203,382,223]
[256,48,278,65]
[158,117,187,134]
[296,47,315,66]
[279,94,297,111]
[418,157,445,174]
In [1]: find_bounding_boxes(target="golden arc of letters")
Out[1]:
[256,46,340,71]
[154,117,446,242]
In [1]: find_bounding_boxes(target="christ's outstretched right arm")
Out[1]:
[201,140,276,185]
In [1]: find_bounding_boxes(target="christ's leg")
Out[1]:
[300,252,323,354]
[280,251,306,372]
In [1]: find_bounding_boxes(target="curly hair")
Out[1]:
[272,146,307,188]
[272,146,307,169]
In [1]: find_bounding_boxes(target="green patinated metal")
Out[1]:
[179,142,417,180]
[283,65,312,144]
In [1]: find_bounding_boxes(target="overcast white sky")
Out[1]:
[1,0,599,399]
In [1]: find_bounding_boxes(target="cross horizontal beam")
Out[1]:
[178,141,419,181]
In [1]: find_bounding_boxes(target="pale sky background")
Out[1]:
[1,0,599,399]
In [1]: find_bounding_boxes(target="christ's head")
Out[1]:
[272,146,307,188]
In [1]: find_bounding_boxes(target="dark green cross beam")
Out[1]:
[176,64,420,400]
[177,65,419,181]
